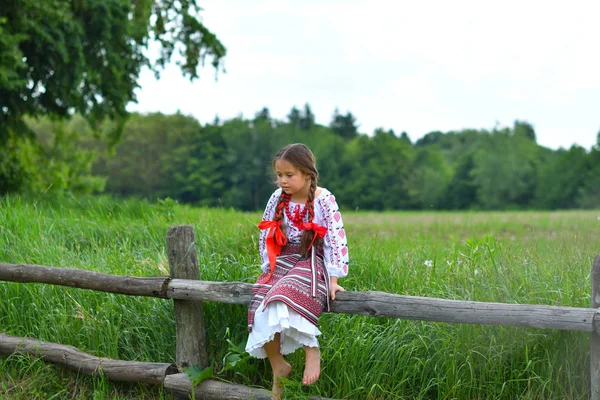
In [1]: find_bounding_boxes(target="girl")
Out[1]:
[246,143,349,399]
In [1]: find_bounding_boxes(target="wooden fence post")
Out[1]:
[167,225,209,371]
[591,255,600,400]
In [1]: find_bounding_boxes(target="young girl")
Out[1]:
[246,143,349,399]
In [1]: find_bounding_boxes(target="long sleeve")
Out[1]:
[258,188,282,271]
[316,191,349,278]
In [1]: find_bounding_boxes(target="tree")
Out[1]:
[513,120,536,142]
[404,147,451,209]
[330,108,359,139]
[399,131,411,145]
[415,131,444,147]
[94,113,200,199]
[299,103,315,131]
[534,146,587,209]
[164,121,227,206]
[219,117,288,210]
[342,133,412,210]
[287,106,301,129]
[254,107,271,124]
[0,115,106,194]
[471,128,541,209]
[577,147,600,209]
[444,151,477,209]
[0,0,226,144]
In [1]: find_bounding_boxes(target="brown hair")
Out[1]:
[272,143,320,257]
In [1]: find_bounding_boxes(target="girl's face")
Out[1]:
[274,159,311,199]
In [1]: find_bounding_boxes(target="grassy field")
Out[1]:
[0,194,598,399]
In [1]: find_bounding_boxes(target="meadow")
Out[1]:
[0,194,598,399]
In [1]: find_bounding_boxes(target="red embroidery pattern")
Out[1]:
[248,245,328,331]
[284,195,309,228]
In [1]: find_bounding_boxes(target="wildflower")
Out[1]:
[424,260,433,267]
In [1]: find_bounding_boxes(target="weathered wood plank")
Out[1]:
[0,333,177,384]
[166,280,595,332]
[164,373,334,400]
[591,255,600,400]
[0,263,169,298]
[1,264,595,332]
[166,279,253,304]
[331,290,595,332]
[167,226,209,370]
[164,373,272,400]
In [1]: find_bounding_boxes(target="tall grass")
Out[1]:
[0,194,597,399]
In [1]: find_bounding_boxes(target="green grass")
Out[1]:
[0,194,598,399]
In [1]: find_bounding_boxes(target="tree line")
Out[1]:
[3,1,598,211]
[13,107,600,211]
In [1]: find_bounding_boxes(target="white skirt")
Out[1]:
[245,299,321,359]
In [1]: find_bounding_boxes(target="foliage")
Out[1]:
[341,132,413,210]
[4,98,599,212]
[183,329,252,386]
[471,127,541,209]
[0,0,225,193]
[404,146,451,209]
[0,0,225,143]
[0,116,105,195]
[534,146,588,209]
[93,112,214,200]
[83,110,599,212]
[330,108,359,139]
[577,148,600,209]
[444,150,477,210]
[0,131,35,194]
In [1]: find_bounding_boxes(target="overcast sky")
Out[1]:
[128,0,600,150]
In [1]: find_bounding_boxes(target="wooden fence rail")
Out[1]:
[0,332,282,400]
[0,262,596,333]
[1,225,599,400]
[0,333,177,385]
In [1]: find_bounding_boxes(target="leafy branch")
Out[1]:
[183,328,251,386]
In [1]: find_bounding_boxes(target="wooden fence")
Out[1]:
[1,225,600,399]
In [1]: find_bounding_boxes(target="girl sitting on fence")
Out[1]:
[246,143,349,399]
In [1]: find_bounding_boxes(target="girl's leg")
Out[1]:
[263,333,292,399]
[302,346,321,385]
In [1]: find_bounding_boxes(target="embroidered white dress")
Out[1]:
[245,188,349,358]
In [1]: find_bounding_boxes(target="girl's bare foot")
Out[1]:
[303,347,321,385]
[272,361,292,399]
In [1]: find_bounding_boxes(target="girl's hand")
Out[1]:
[329,277,345,300]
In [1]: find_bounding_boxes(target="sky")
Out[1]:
[128,0,600,151]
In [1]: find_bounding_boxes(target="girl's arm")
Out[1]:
[329,276,345,300]
[317,191,349,298]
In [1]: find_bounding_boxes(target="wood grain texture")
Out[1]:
[166,279,253,304]
[330,290,595,332]
[167,225,209,369]
[0,263,169,297]
[590,255,600,400]
[0,333,177,384]
[1,263,594,332]
[164,373,333,400]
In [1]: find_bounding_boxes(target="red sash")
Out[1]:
[257,220,327,284]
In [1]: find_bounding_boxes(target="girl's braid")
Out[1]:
[300,176,320,257]
[306,176,316,222]
[274,193,286,222]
